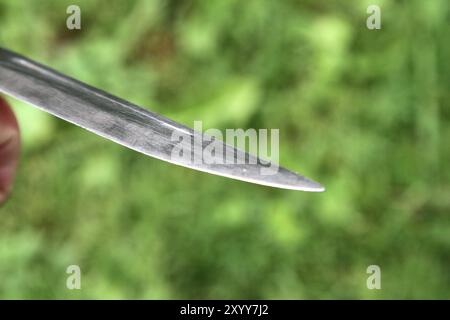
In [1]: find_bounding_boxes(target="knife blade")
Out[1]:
[0,48,324,192]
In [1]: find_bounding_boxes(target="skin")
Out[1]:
[0,96,20,204]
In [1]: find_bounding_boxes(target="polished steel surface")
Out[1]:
[0,48,324,191]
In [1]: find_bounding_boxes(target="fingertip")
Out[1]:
[0,96,19,129]
[0,96,20,205]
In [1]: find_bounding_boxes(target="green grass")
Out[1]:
[0,0,449,299]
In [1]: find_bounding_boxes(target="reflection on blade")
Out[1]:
[0,48,324,192]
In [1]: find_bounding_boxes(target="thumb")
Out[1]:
[0,96,20,204]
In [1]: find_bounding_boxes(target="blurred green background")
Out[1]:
[0,0,449,299]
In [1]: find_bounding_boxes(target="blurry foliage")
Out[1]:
[0,0,449,299]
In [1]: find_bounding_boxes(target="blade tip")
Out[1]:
[293,181,326,192]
